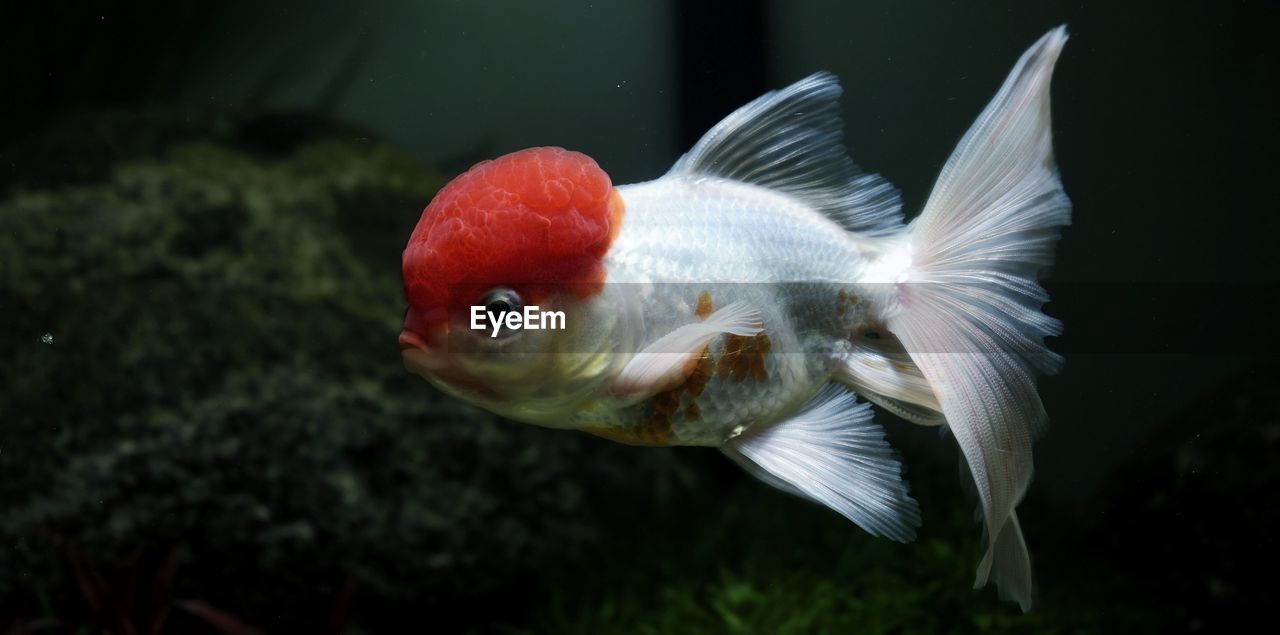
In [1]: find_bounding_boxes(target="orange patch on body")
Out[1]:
[682,350,715,421]
[607,189,627,243]
[593,389,680,445]
[603,292,773,442]
[836,288,859,318]
[716,333,771,383]
[694,291,714,320]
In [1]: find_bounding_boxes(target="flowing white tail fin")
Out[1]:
[882,26,1071,611]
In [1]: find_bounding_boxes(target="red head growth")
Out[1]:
[402,147,624,333]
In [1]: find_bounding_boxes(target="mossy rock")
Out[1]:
[0,110,687,628]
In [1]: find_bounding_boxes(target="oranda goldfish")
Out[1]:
[400,27,1071,610]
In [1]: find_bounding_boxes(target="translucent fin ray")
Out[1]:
[670,72,905,237]
[976,511,1033,611]
[833,334,946,426]
[723,383,921,542]
[885,26,1071,612]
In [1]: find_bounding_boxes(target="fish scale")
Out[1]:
[586,176,876,445]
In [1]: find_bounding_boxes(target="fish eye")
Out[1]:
[477,287,524,339]
[480,287,522,317]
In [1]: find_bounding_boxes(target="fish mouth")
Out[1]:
[399,328,447,374]
[398,328,430,352]
[399,328,499,399]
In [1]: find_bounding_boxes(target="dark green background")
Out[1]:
[2,1,1275,633]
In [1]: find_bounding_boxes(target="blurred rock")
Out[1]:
[0,110,688,627]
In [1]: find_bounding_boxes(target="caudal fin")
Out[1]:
[881,26,1071,611]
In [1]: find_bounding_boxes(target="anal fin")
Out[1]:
[833,334,946,426]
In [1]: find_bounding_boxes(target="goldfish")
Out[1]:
[400,27,1071,611]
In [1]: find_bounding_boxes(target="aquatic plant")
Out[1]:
[519,456,1164,635]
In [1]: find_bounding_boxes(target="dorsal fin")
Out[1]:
[669,72,904,237]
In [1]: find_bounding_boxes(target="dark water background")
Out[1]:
[1,1,1275,633]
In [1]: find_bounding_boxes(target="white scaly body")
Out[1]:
[573,28,1071,611]
[593,176,878,444]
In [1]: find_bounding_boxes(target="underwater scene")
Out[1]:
[2,1,1276,633]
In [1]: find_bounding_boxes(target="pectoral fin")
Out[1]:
[612,301,763,399]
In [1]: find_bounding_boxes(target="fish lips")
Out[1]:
[399,328,446,374]
[399,328,501,400]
